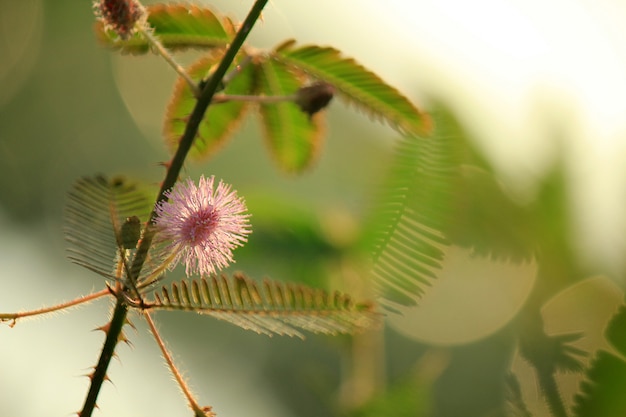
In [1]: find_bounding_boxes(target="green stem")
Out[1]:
[80,300,129,417]
[79,0,269,414]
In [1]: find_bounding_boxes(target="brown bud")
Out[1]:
[294,82,335,117]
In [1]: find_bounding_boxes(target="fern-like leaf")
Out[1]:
[147,272,379,338]
[255,58,325,172]
[164,53,255,160]
[363,106,540,306]
[64,175,166,287]
[271,40,431,135]
[94,4,234,54]
[363,123,459,305]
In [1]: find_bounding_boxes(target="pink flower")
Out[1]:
[155,176,251,277]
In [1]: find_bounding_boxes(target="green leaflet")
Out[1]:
[272,39,431,136]
[255,58,324,172]
[148,272,380,338]
[95,4,233,54]
[164,53,255,160]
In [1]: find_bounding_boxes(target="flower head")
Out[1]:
[155,176,251,277]
[94,0,145,40]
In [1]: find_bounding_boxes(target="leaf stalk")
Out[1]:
[0,289,110,325]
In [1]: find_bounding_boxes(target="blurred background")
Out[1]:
[1,0,626,416]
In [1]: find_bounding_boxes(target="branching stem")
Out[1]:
[79,0,269,415]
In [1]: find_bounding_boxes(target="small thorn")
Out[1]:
[118,330,133,347]
[125,317,136,330]
[200,406,216,417]
[157,160,172,170]
[93,323,111,333]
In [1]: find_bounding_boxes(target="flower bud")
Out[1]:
[294,82,335,117]
[120,216,141,249]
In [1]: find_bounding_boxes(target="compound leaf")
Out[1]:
[272,40,431,135]
[148,272,380,338]
[164,53,255,160]
[255,58,325,172]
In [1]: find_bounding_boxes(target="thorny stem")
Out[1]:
[0,289,110,325]
[144,312,214,417]
[79,1,269,416]
[80,300,129,417]
[135,24,201,97]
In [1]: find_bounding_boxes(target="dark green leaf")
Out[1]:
[95,4,233,54]
[604,304,626,357]
[572,350,626,417]
[164,53,255,160]
[255,58,325,172]
[272,39,431,135]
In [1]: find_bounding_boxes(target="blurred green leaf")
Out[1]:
[605,304,626,356]
[255,58,325,172]
[95,3,233,54]
[348,375,432,417]
[164,53,255,160]
[448,165,537,263]
[239,193,344,289]
[361,108,464,306]
[272,40,432,136]
[572,350,626,417]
